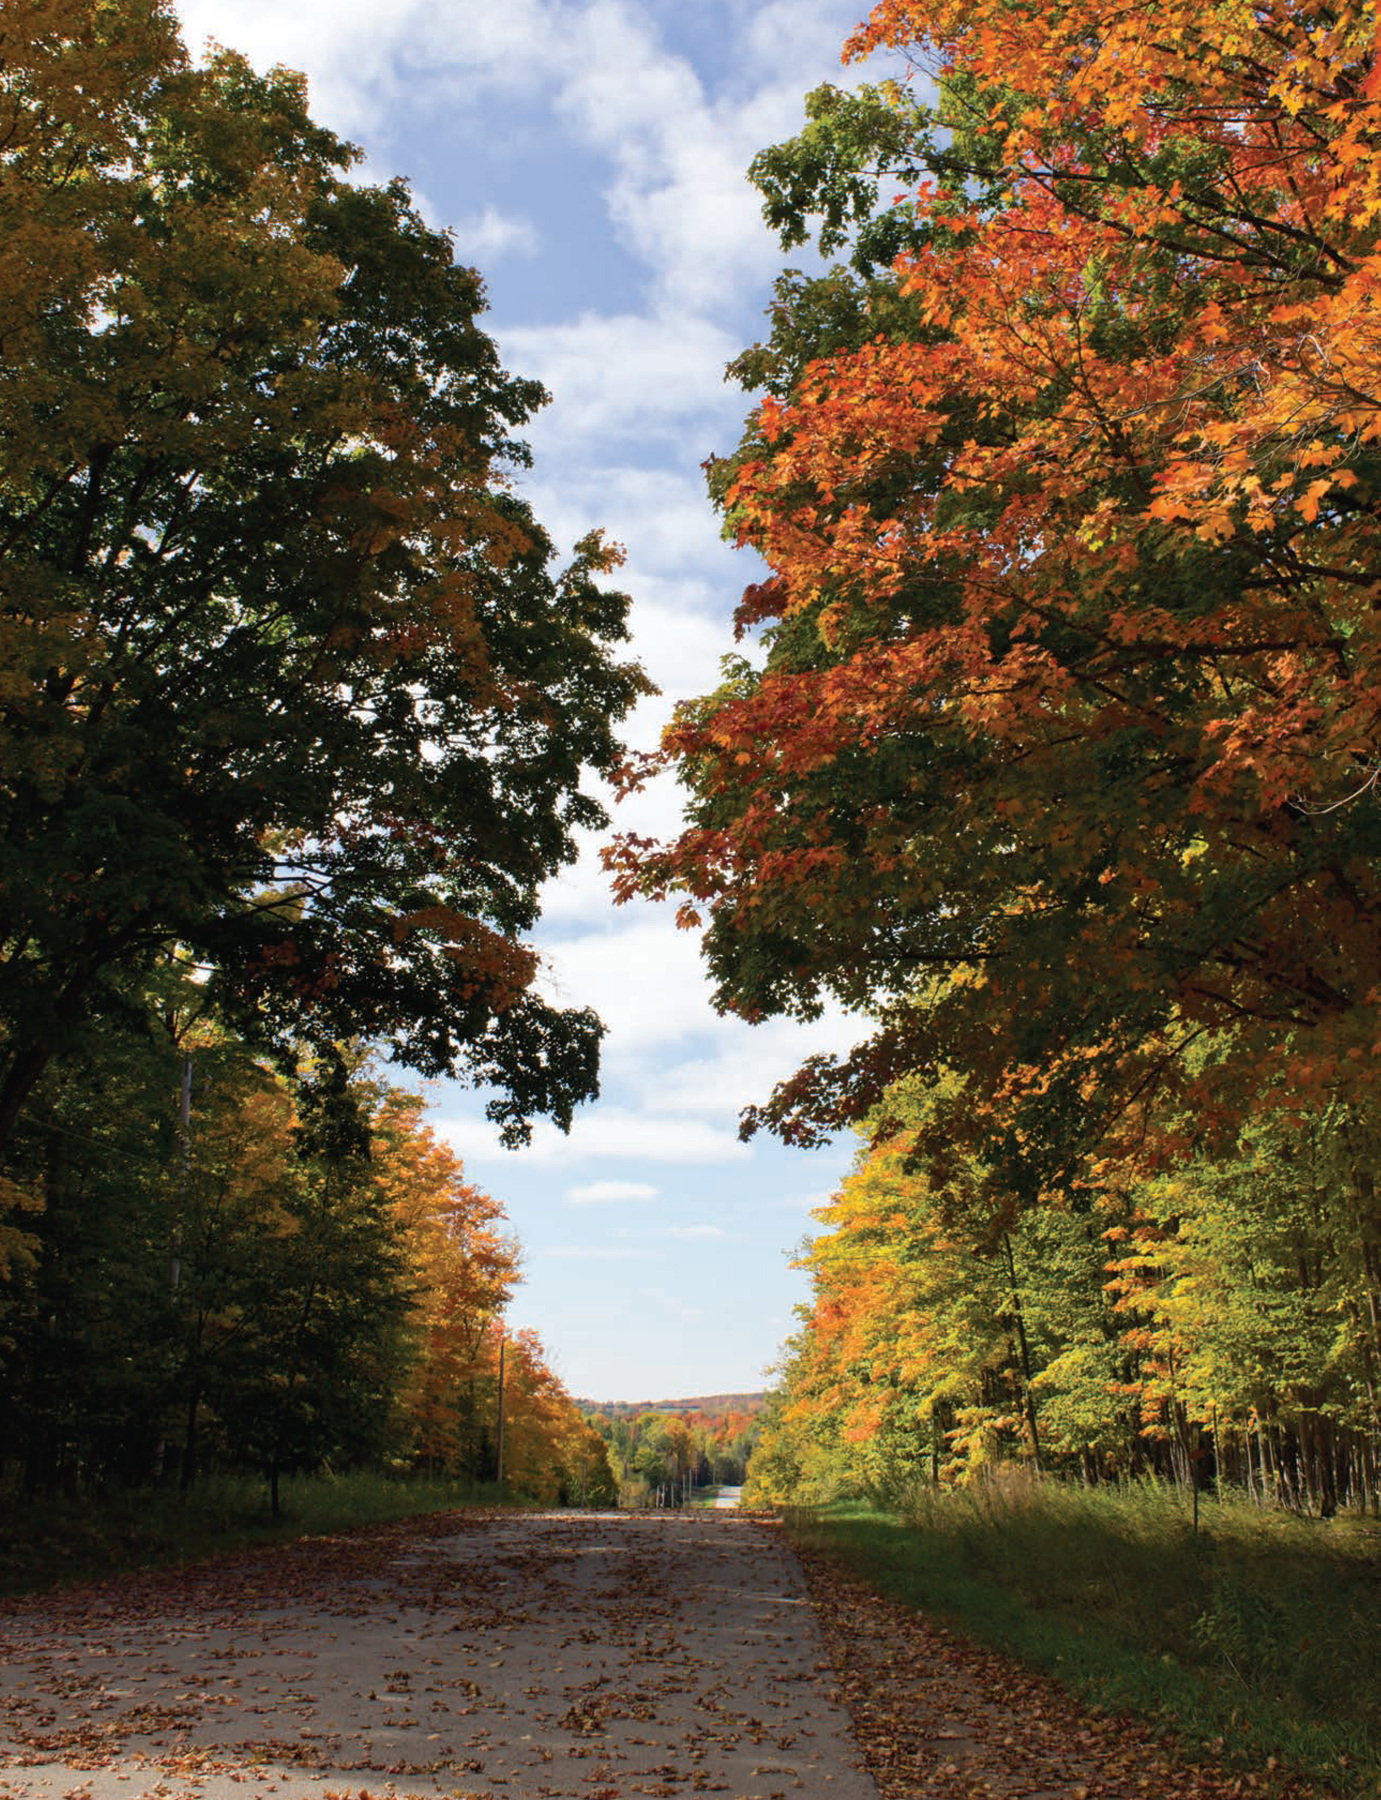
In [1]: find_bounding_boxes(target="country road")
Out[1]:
[0,1510,1301,1800]
[0,1510,878,1800]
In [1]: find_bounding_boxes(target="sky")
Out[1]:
[174,0,894,1402]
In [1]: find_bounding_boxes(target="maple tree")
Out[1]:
[0,0,648,1156]
[746,1071,1381,1512]
[377,1090,520,1480]
[491,1327,618,1505]
[0,970,605,1507]
[611,0,1381,1196]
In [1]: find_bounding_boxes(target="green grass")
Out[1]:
[0,1468,515,1596]
[783,1476,1381,1798]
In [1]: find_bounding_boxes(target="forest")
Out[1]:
[583,1399,763,1503]
[2,0,1380,1578]
[0,0,636,1528]
[3,0,1379,1790]
[613,0,1381,1524]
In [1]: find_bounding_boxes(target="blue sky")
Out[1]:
[175,0,889,1401]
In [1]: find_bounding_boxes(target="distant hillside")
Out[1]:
[578,1392,768,1419]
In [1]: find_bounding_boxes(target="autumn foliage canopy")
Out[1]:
[613,0,1381,1188]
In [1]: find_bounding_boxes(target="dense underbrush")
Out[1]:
[0,1468,515,1595]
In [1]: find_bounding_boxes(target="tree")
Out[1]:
[610,0,1381,1194]
[0,1001,191,1492]
[380,1089,520,1478]
[0,962,626,1506]
[0,990,417,1499]
[494,1327,606,1503]
[747,1062,1381,1509]
[1105,1104,1381,1513]
[204,1087,415,1518]
[0,0,648,1155]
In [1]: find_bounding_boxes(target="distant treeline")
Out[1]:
[580,1392,767,1420]
[585,1403,762,1501]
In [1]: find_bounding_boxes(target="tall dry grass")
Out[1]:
[785,1474,1380,1794]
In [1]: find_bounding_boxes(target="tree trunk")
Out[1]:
[1001,1232,1043,1473]
[0,1040,57,1155]
[180,1383,201,1492]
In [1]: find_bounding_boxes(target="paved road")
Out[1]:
[0,1510,879,1800]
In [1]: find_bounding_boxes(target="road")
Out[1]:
[0,1509,878,1800]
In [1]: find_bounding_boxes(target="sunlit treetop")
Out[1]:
[0,0,650,1151]
[611,0,1381,1190]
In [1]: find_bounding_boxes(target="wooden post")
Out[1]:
[495,1327,506,1486]
[153,1049,191,1484]
[171,1050,190,1294]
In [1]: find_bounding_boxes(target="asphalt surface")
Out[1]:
[0,1509,880,1800]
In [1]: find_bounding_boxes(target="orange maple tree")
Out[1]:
[612,0,1381,1185]
[373,1090,519,1473]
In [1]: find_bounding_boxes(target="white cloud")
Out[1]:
[436,1106,751,1166]
[663,1224,728,1240]
[550,1,841,315]
[624,593,742,718]
[566,1179,660,1204]
[536,916,717,1054]
[635,1008,859,1118]
[176,0,403,134]
[733,0,906,98]
[513,467,743,592]
[450,205,538,262]
[176,0,564,134]
[405,0,565,95]
[501,314,742,447]
[536,838,622,929]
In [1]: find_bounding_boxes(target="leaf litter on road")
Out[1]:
[0,1511,1335,1800]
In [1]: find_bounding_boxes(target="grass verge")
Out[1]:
[782,1478,1380,1798]
[0,1468,515,1596]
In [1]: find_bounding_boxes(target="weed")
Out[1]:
[783,1478,1380,1798]
[0,1468,518,1595]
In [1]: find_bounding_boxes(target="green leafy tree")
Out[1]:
[0,1010,183,1491]
[0,0,648,1153]
[208,1136,413,1518]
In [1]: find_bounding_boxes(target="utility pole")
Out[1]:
[171,1050,191,1294]
[153,1048,191,1485]
[495,1325,506,1486]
